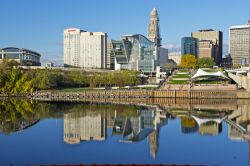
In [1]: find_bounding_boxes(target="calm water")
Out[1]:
[0,99,249,165]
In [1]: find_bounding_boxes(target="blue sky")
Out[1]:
[0,0,249,64]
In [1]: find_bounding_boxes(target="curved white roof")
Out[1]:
[191,69,229,80]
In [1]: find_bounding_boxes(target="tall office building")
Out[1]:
[181,37,199,57]
[192,29,223,65]
[199,40,217,59]
[107,40,115,69]
[229,24,250,65]
[64,28,83,67]
[64,28,107,68]
[157,47,168,66]
[148,8,162,47]
[110,34,157,73]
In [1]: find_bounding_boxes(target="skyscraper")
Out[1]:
[148,8,161,47]
[64,28,83,67]
[192,29,223,65]
[109,34,157,73]
[181,37,199,57]
[64,28,107,68]
[198,40,217,59]
[229,24,250,65]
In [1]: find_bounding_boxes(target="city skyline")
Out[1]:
[0,0,249,64]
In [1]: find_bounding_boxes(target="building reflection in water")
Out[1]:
[62,101,250,160]
[227,104,250,141]
[63,106,168,159]
[171,109,225,136]
[64,111,106,144]
[114,107,168,159]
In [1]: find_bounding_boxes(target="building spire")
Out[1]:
[148,8,162,47]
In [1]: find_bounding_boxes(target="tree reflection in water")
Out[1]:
[1,99,250,160]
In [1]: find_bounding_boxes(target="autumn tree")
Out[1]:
[180,54,197,68]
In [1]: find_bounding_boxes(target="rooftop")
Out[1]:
[229,24,250,29]
[199,29,215,32]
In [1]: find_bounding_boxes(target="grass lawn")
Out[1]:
[60,87,95,92]
[178,69,189,72]
[168,80,190,84]
[172,74,191,78]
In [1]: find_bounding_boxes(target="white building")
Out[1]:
[64,111,106,144]
[229,24,250,65]
[168,52,182,65]
[64,28,107,68]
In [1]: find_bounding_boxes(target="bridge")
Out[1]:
[191,115,225,126]
[225,106,250,141]
[227,68,250,92]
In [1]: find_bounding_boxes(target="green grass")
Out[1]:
[172,74,191,78]
[168,80,190,84]
[60,87,95,92]
[178,69,189,72]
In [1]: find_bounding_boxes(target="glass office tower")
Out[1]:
[109,34,157,73]
[181,37,199,57]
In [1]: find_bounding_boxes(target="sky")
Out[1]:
[0,0,249,65]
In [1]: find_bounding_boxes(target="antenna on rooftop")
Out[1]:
[249,8,250,24]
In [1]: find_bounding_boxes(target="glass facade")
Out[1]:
[110,35,157,72]
[110,40,128,70]
[122,34,156,73]
[181,37,199,57]
[0,47,41,66]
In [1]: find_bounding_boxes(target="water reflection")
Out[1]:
[64,111,106,143]
[171,109,225,136]
[227,104,250,142]
[0,100,39,135]
[0,99,250,164]
[63,106,168,158]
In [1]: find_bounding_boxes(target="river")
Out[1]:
[0,99,249,165]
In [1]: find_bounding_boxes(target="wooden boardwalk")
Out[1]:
[30,89,239,101]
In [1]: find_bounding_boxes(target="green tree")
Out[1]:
[180,54,197,69]
[164,59,178,71]
[1,69,22,93]
[196,57,215,68]
[12,72,34,93]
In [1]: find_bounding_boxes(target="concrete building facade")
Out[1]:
[148,8,162,47]
[229,24,250,65]
[198,40,217,59]
[64,28,107,68]
[168,52,181,65]
[192,29,223,65]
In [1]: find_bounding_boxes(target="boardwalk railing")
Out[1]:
[30,89,238,100]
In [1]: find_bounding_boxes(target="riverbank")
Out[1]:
[23,89,250,100]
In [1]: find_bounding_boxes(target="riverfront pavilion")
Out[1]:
[191,69,229,83]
